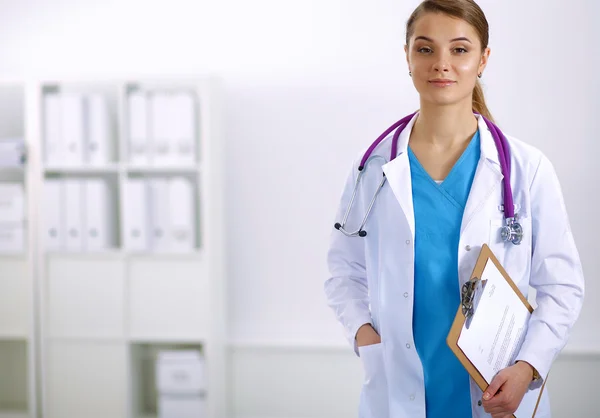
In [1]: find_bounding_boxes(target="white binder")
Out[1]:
[0,183,25,223]
[149,93,173,166]
[85,178,113,251]
[86,94,112,165]
[44,179,65,251]
[128,92,150,166]
[148,178,171,252]
[168,177,195,252]
[124,178,150,251]
[44,94,63,165]
[61,94,85,166]
[172,92,197,166]
[64,179,85,251]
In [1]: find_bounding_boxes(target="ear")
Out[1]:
[479,47,491,76]
[404,44,411,72]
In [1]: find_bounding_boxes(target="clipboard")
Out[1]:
[446,243,547,418]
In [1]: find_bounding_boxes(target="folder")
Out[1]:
[148,178,170,252]
[64,178,85,251]
[86,94,112,165]
[61,94,85,166]
[149,93,172,166]
[172,92,197,166]
[44,179,65,251]
[84,178,113,251]
[447,244,546,418]
[124,178,150,251]
[0,183,25,223]
[44,94,63,165]
[128,92,150,166]
[168,177,195,252]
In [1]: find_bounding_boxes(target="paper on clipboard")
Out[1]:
[457,259,541,417]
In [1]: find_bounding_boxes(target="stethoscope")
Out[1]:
[334,112,523,245]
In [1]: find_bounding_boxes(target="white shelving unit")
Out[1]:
[0,81,36,418]
[1,77,226,418]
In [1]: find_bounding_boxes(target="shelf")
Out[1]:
[44,164,120,175]
[45,249,125,259]
[125,165,199,175]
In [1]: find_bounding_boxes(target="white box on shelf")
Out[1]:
[128,92,150,166]
[124,178,150,251]
[0,224,25,253]
[43,94,64,165]
[64,178,85,251]
[172,92,196,166]
[44,179,65,251]
[0,183,25,223]
[168,177,195,252]
[84,178,113,251]
[158,395,206,418]
[157,350,206,418]
[156,350,206,394]
[86,94,113,165]
[148,178,170,252]
[149,92,173,166]
[61,94,86,166]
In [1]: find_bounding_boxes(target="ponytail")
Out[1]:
[472,80,494,123]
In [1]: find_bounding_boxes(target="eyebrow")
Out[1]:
[414,36,472,44]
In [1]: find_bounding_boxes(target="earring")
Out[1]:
[478,73,482,78]
[409,71,412,77]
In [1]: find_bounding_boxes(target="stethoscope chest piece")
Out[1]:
[500,215,523,245]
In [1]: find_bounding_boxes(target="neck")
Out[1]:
[411,100,478,149]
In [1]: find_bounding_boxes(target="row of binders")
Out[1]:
[0,183,25,253]
[128,90,198,166]
[44,177,196,252]
[125,177,196,252]
[45,178,116,251]
[44,93,114,166]
[43,90,198,167]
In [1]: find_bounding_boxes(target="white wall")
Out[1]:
[0,0,598,416]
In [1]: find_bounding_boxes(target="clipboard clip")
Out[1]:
[461,277,479,321]
[461,277,487,327]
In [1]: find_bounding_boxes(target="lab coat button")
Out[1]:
[410,395,415,401]
[465,245,471,251]
[406,343,411,349]
[405,239,411,245]
[404,292,409,298]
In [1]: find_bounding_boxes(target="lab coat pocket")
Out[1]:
[358,343,389,418]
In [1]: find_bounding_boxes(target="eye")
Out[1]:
[417,47,432,54]
[454,47,468,54]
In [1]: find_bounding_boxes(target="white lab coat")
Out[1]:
[325,113,584,418]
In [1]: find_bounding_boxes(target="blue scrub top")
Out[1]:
[408,130,480,418]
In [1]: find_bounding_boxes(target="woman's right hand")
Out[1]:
[356,323,381,347]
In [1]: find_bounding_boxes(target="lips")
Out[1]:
[429,80,456,87]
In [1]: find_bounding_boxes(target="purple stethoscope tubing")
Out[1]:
[335,112,522,244]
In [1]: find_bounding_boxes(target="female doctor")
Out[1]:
[324,1,584,417]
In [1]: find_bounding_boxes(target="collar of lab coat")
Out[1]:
[390,112,502,168]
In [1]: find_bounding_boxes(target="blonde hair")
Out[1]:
[406,0,494,122]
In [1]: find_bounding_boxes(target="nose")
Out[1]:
[432,52,451,73]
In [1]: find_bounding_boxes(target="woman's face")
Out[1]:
[405,12,490,107]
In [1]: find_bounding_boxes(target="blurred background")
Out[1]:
[0,0,597,417]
